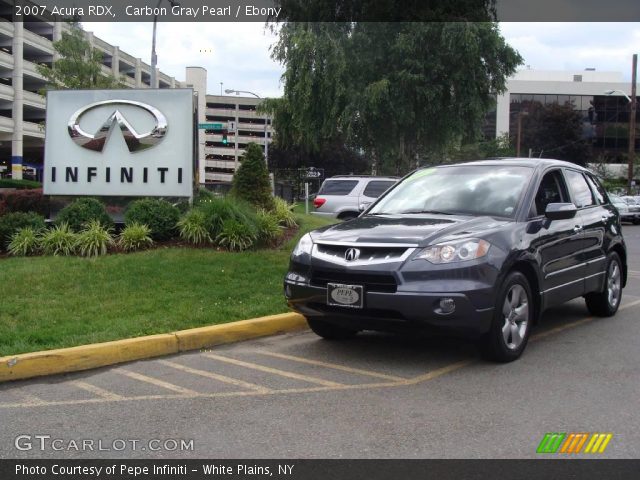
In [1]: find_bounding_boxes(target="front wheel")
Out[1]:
[481,271,533,363]
[585,252,622,317]
[307,318,359,340]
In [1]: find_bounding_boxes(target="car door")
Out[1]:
[359,180,397,210]
[528,169,586,307]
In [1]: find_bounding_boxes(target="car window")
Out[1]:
[532,170,568,217]
[584,173,607,204]
[362,181,395,198]
[318,180,359,196]
[369,165,533,218]
[564,170,595,208]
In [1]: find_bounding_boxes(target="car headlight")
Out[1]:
[291,233,313,257]
[415,238,491,264]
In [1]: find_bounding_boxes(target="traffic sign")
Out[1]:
[227,121,236,133]
[198,123,224,130]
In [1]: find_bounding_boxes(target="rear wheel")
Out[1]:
[481,271,533,363]
[585,252,622,317]
[307,318,359,340]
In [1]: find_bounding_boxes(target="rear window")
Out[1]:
[318,180,359,196]
[363,180,396,198]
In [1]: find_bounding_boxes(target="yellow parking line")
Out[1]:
[20,393,47,406]
[70,380,124,400]
[202,353,344,387]
[114,369,198,395]
[158,360,272,393]
[531,299,640,342]
[256,351,408,382]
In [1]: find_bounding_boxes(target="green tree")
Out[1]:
[36,23,122,91]
[231,143,274,210]
[266,5,522,170]
[519,102,592,165]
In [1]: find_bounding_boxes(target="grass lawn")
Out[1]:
[0,213,335,356]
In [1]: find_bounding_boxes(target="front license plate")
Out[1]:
[327,283,364,309]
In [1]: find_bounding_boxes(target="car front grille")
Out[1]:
[310,268,398,293]
[315,244,410,264]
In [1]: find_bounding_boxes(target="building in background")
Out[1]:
[489,69,639,175]
[0,1,182,180]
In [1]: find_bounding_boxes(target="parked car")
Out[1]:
[610,194,638,224]
[285,159,627,362]
[312,176,398,220]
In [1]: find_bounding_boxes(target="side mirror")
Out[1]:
[545,203,577,220]
[359,202,371,212]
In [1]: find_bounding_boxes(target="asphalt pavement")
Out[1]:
[1,225,640,459]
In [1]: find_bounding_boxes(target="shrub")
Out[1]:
[271,197,297,228]
[39,223,77,256]
[1,189,49,216]
[194,187,216,204]
[215,219,257,251]
[75,220,114,257]
[124,198,179,241]
[8,227,40,256]
[230,142,274,210]
[178,209,212,245]
[0,211,46,250]
[55,198,113,232]
[256,210,283,245]
[197,197,259,238]
[118,222,154,252]
[0,199,6,217]
[0,178,42,189]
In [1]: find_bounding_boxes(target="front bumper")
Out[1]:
[284,272,496,337]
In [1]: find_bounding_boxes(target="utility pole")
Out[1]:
[628,54,637,195]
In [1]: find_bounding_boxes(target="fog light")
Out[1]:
[439,298,456,314]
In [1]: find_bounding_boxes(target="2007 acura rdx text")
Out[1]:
[284,159,627,362]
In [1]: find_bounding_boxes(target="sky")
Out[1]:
[86,22,640,98]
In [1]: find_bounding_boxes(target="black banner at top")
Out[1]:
[3,0,640,22]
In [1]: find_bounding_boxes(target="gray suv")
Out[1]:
[312,176,398,220]
[285,159,627,362]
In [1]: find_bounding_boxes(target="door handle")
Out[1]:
[573,225,583,233]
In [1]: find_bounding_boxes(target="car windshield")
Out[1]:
[369,165,533,218]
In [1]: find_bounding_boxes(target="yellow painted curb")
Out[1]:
[0,313,307,383]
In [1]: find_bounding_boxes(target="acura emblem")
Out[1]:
[345,248,360,262]
[68,100,168,153]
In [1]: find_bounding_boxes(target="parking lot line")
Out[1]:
[531,298,640,342]
[20,393,47,406]
[70,380,124,400]
[157,360,272,393]
[114,369,199,395]
[201,353,345,387]
[256,350,408,382]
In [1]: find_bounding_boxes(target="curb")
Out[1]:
[0,313,308,383]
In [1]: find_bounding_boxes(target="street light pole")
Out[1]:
[629,54,638,195]
[605,54,638,195]
[150,0,179,89]
[225,89,269,168]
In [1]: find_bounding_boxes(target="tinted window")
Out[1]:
[363,181,395,198]
[318,180,358,196]
[369,165,533,218]
[532,170,569,217]
[565,170,595,208]
[585,173,606,204]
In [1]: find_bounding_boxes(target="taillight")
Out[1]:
[313,197,326,209]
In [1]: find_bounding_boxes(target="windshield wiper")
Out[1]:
[397,209,457,215]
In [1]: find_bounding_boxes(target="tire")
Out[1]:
[585,252,623,317]
[481,271,533,363]
[307,317,359,340]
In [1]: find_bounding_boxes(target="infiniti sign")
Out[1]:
[44,89,193,198]
[68,100,168,153]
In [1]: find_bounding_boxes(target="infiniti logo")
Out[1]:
[68,100,168,153]
[344,248,361,262]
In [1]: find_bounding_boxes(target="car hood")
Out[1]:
[311,214,509,247]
